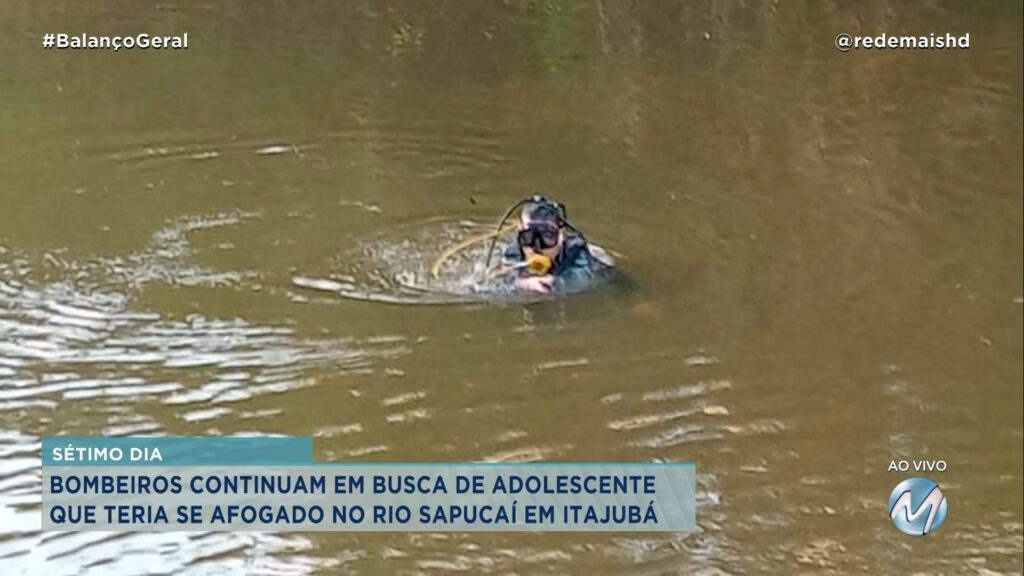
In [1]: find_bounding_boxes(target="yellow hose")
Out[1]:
[431,224,516,279]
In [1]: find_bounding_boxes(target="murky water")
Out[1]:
[2,1,1022,574]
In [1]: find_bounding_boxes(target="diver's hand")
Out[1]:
[516,275,554,293]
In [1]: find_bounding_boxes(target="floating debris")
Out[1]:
[385,407,430,423]
[382,390,425,406]
[315,422,363,437]
[291,276,356,293]
[257,144,291,155]
[642,380,731,402]
[534,358,589,371]
[685,353,718,367]
[724,420,785,436]
[339,200,383,214]
[607,408,696,431]
[600,393,623,404]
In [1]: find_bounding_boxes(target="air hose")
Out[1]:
[430,224,516,279]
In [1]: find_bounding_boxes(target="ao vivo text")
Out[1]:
[888,460,947,473]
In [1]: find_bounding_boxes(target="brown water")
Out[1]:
[2,1,1022,574]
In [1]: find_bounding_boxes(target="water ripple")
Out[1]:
[0,269,410,413]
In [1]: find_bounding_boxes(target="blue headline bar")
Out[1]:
[40,437,697,532]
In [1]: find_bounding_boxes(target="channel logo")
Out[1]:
[888,477,947,536]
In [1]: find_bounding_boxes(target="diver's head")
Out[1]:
[517,201,565,260]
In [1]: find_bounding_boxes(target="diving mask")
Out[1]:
[517,222,560,250]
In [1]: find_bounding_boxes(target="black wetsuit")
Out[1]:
[501,235,613,294]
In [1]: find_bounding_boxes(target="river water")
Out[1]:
[1,1,1022,574]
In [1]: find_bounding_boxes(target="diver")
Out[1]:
[485,196,615,294]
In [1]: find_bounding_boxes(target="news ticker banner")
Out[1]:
[43,437,695,532]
